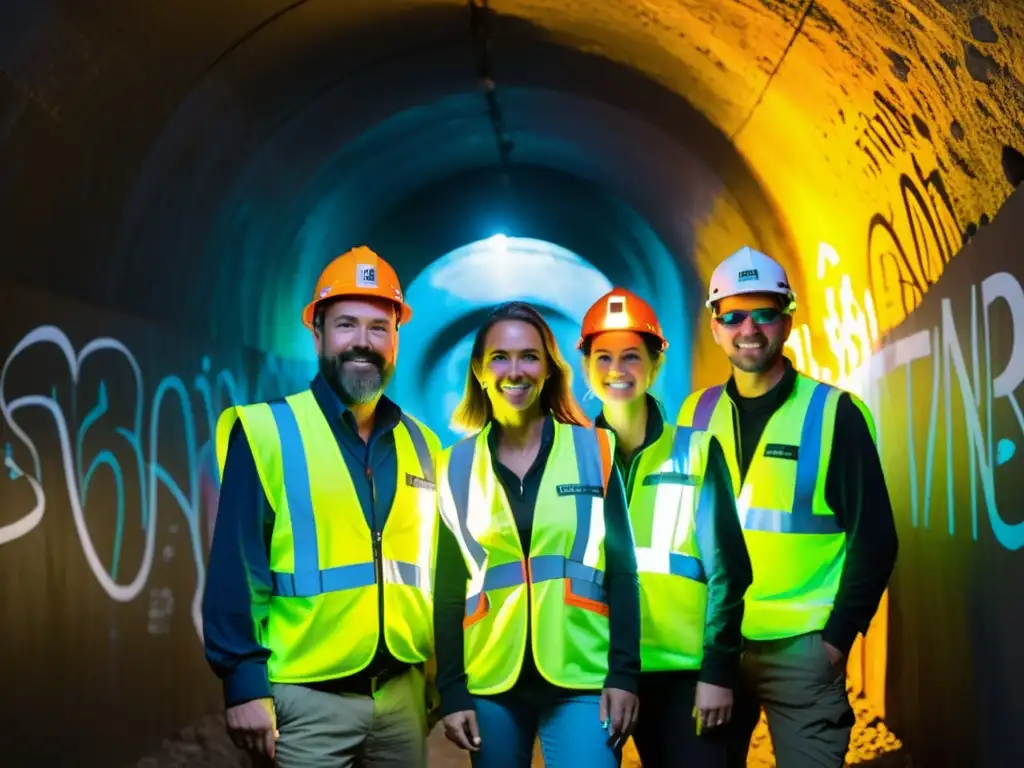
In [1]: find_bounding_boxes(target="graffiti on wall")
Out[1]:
[860,89,959,330]
[857,267,1024,552]
[786,241,881,388]
[785,83,978,389]
[0,324,307,638]
[852,87,995,335]
[786,245,1021,552]
[789,80,1024,551]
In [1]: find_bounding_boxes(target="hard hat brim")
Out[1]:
[302,295,413,329]
[576,329,669,352]
[705,285,796,311]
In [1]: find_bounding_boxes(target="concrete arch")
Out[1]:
[3,1,1024,765]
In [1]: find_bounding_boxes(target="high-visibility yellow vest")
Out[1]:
[214,389,441,683]
[436,420,616,695]
[625,422,716,671]
[677,373,872,641]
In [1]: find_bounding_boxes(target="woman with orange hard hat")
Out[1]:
[577,288,753,768]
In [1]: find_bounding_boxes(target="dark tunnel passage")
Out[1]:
[3,1,1024,766]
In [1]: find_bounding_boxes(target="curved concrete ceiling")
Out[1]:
[3,0,1023,382]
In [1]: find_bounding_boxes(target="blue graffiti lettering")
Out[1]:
[864,271,1024,550]
[0,325,308,638]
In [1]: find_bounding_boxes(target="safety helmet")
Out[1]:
[301,246,413,330]
[577,288,668,352]
[705,246,797,313]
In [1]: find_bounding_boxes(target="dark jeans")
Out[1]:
[633,670,728,768]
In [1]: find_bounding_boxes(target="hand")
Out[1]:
[442,710,481,751]
[599,687,639,747]
[823,639,847,677]
[225,697,278,758]
[693,681,733,733]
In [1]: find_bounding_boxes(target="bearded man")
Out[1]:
[203,246,442,768]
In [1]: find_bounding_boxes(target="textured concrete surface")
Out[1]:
[4,2,1020,766]
[3,0,1023,358]
[133,688,909,767]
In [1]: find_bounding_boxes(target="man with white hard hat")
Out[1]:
[675,246,899,767]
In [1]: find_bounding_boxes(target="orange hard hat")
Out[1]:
[302,246,413,330]
[577,288,668,351]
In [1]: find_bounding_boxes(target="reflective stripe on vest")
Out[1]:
[632,425,709,584]
[438,421,615,694]
[629,423,713,672]
[448,424,611,616]
[214,390,440,682]
[268,400,436,597]
[678,373,850,641]
[690,381,840,535]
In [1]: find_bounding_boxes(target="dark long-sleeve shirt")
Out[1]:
[433,415,641,716]
[726,358,899,656]
[202,374,411,707]
[598,396,752,689]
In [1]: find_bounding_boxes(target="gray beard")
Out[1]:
[319,352,393,405]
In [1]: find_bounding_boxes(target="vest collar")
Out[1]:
[309,372,403,437]
[595,393,665,459]
[725,356,798,413]
[485,411,556,456]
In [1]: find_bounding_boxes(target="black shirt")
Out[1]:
[726,358,899,655]
[432,415,641,716]
[597,395,753,688]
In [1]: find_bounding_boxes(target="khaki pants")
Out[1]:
[271,667,428,768]
[727,632,855,768]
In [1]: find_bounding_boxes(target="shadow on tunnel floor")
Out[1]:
[134,689,911,767]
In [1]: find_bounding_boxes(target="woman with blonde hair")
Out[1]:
[433,301,641,767]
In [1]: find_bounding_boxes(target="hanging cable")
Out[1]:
[468,0,515,187]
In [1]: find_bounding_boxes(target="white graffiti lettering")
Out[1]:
[0,325,305,638]
[786,242,881,390]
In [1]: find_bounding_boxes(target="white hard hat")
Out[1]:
[705,246,797,312]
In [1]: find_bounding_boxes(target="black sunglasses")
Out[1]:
[715,307,784,326]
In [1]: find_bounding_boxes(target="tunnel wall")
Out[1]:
[3,2,1024,766]
[0,279,312,767]
[850,185,1024,768]
[676,0,1024,399]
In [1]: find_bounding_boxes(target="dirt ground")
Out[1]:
[135,687,910,767]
